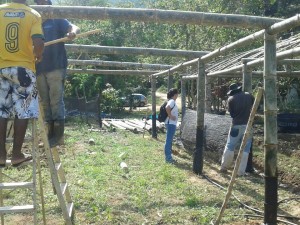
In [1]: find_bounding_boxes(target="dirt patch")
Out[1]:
[252,124,300,193]
[178,121,300,193]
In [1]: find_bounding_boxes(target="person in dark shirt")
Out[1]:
[220,83,254,176]
[35,0,80,147]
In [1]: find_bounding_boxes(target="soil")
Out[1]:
[252,124,300,192]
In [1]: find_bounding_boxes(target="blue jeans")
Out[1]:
[225,124,252,153]
[37,69,66,121]
[164,124,176,162]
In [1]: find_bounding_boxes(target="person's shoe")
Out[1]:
[166,159,178,165]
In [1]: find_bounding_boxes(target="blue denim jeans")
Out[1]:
[37,69,66,121]
[164,124,176,162]
[225,124,252,153]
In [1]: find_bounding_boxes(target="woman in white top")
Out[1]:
[164,88,179,163]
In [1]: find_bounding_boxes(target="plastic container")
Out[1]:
[277,113,300,133]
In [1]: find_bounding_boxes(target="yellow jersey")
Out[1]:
[0,2,44,72]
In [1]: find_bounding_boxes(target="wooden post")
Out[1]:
[191,80,196,109]
[167,70,173,91]
[242,60,254,173]
[97,90,102,128]
[193,59,205,174]
[181,78,186,118]
[205,74,212,113]
[264,32,278,225]
[151,76,157,138]
[242,60,253,94]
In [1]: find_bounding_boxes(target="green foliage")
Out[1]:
[52,0,299,106]
[277,78,300,112]
[101,83,122,112]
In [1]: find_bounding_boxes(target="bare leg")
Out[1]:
[11,118,30,165]
[0,118,8,165]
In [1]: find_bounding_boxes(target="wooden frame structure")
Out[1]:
[33,5,300,224]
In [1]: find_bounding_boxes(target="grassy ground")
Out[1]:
[2,117,300,225]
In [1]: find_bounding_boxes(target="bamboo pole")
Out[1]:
[202,15,299,63]
[151,76,157,138]
[193,59,205,174]
[167,70,173,91]
[182,74,198,80]
[32,6,282,29]
[183,71,300,79]
[151,16,299,78]
[68,59,173,70]
[242,58,300,65]
[214,88,264,225]
[242,62,252,94]
[44,29,101,46]
[202,30,265,63]
[181,78,186,118]
[67,69,157,75]
[66,44,209,58]
[267,14,300,35]
[264,32,278,225]
[207,47,300,77]
[205,74,211,113]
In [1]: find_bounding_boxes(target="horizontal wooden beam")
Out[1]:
[152,58,199,77]
[152,16,300,77]
[68,59,173,69]
[207,47,300,76]
[267,14,300,35]
[65,44,209,58]
[182,71,300,79]
[31,6,282,29]
[67,69,156,75]
[201,15,299,63]
[242,58,300,64]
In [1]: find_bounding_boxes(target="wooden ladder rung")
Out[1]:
[60,183,67,195]
[67,202,74,218]
[0,182,33,189]
[4,159,32,167]
[0,205,34,214]
[6,137,33,143]
[55,162,62,171]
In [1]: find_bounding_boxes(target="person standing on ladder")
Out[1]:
[0,0,44,167]
[35,0,80,147]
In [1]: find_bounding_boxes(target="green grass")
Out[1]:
[2,118,299,224]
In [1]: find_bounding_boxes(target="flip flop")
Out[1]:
[12,156,33,167]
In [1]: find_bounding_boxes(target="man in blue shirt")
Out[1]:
[35,0,79,147]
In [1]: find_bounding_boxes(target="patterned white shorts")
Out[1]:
[0,67,39,119]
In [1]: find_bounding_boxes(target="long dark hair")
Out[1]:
[167,88,178,99]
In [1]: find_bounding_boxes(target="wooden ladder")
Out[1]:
[0,119,44,225]
[37,104,74,225]
[0,103,74,224]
